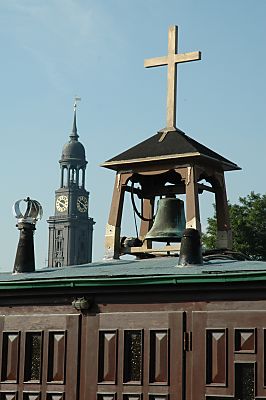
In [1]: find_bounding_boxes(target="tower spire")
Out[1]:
[70,97,81,141]
[48,96,94,268]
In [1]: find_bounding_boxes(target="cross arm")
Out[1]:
[144,56,168,68]
[144,51,201,69]
[174,51,201,64]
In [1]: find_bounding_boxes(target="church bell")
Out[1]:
[145,197,186,243]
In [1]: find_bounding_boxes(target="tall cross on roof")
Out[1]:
[144,25,201,130]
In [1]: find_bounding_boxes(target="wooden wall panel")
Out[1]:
[97,394,116,400]
[98,331,117,383]
[0,314,79,400]
[90,312,184,400]
[149,330,168,384]
[1,332,20,382]
[235,329,256,353]
[235,363,255,399]
[47,331,66,383]
[206,329,227,385]
[23,393,41,400]
[0,393,17,400]
[46,393,64,400]
[123,330,143,384]
[193,311,266,399]
[264,329,266,388]
[24,332,43,383]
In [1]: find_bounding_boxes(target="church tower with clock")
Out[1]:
[47,100,94,267]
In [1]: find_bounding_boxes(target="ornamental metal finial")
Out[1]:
[13,197,43,274]
[13,197,43,225]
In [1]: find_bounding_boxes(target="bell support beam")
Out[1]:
[214,172,232,249]
[185,166,201,232]
[124,183,186,198]
[197,183,215,193]
[104,172,133,259]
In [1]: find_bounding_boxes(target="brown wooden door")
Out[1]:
[191,310,266,399]
[82,311,184,400]
[0,313,80,400]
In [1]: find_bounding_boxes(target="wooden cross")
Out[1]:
[144,25,201,129]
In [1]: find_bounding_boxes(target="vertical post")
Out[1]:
[104,172,132,259]
[167,25,177,129]
[185,166,201,233]
[139,197,154,250]
[214,173,232,249]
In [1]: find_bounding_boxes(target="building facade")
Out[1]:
[47,105,94,267]
[0,258,265,400]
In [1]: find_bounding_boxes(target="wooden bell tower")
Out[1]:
[102,26,240,260]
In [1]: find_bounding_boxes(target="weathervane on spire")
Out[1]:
[70,97,81,140]
[144,26,201,130]
[74,96,81,110]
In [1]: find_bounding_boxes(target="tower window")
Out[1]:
[62,166,67,187]
[79,169,84,188]
[70,167,77,184]
[56,239,63,252]
[55,261,62,268]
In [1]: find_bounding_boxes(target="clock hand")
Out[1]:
[78,201,85,209]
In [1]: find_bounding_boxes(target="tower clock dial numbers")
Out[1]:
[56,195,68,212]
[77,196,88,212]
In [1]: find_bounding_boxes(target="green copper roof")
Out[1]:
[1,257,266,290]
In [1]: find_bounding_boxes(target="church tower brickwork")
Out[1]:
[47,102,94,267]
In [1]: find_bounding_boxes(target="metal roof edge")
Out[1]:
[1,269,266,291]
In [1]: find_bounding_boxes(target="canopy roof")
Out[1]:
[102,128,240,172]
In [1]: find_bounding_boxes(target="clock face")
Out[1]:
[77,196,88,212]
[56,195,68,212]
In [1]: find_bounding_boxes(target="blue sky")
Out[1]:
[1,0,266,270]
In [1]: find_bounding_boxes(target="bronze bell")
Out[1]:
[145,197,186,243]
